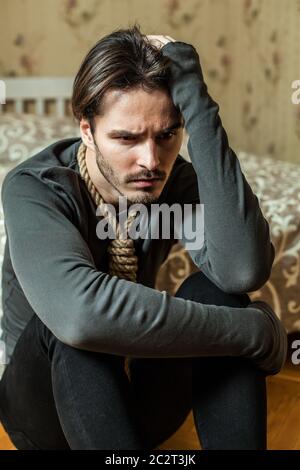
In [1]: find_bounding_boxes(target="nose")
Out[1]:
[136,140,160,171]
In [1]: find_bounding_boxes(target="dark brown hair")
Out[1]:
[71,22,174,135]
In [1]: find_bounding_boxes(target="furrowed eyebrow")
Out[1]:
[107,121,183,138]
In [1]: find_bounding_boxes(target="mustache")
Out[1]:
[128,172,166,182]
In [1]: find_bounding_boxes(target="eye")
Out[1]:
[116,132,177,143]
[157,131,177,141]
[118,136,135,141]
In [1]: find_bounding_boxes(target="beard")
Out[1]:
[93,140,162,208]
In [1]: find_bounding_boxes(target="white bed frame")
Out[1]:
[0,77,73,117]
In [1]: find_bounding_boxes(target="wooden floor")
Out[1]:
[1,358,300,450]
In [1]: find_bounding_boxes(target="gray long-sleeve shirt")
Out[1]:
[0,41,278,371]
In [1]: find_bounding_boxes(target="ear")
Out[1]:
[79,118,96,152]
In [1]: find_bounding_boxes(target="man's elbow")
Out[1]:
[246,241,275,292]
[51,326,85,349]
[56,316,113,353]
[223,260,273,294]
[49,316,95,349]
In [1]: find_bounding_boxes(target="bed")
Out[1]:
[0,77,300,338]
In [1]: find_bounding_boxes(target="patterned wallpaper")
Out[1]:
[1,0,300,164]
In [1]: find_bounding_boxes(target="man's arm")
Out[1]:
[1,170,284,374]
[161,41,275,294]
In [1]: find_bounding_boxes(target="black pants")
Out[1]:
[0,271,267,450]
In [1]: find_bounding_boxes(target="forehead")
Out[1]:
[99,87,179,123]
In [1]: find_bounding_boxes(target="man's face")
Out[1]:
[82,86,184,207]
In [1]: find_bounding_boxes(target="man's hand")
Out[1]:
[146,35,177,49]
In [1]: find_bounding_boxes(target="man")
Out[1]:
[0,25,286,450]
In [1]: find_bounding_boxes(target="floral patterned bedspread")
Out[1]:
[0,113,299,333]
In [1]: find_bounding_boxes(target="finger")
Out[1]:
[165,35,176,43]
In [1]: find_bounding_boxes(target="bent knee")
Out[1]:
[174,271,250,308]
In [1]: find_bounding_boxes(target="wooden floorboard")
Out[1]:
[1,361,300,450]
[0,424,16,450]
